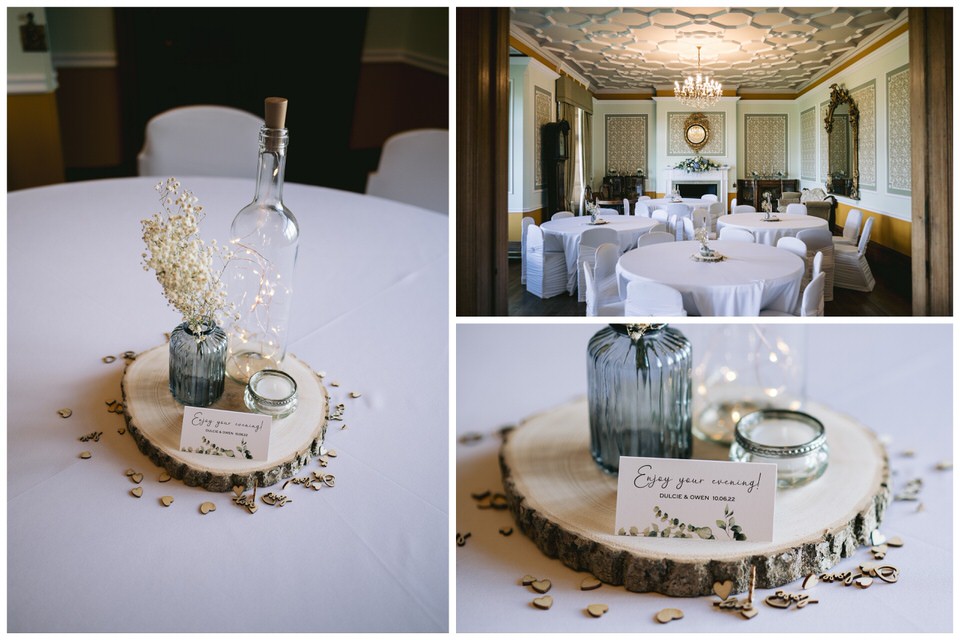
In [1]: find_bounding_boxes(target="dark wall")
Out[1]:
[115,8,371,191]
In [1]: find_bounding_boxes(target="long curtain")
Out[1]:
[582,109,592,204]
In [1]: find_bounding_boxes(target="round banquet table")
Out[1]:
[455,323,953,633]
[6,177,448,632]
[540,214,659,294]
[717,212,828,246]
[616,240,804,316]
[644,197,707,212]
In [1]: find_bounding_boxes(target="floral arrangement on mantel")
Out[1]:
[675,156,723,173]
[141,178,236,341]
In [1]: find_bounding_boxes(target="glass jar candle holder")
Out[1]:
[244,369,298,419]
[729,409,829,489]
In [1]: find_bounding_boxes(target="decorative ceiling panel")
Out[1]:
[510,7,905,92]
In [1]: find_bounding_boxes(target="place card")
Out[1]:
[179,406,271,461]
[614,457,776,542]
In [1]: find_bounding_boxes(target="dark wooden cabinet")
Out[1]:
[599,175,645,213]
[736,178,799,210]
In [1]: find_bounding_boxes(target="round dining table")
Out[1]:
[616,240,804,316]
[541,214,658,294]
[642,197,710,216]
[6,177,448,632]
[717,212,828,246]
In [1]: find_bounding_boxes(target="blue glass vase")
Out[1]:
[169,321,228,407]
[587,324,693,474]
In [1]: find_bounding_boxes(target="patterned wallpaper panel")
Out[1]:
[605,114,648,176]
[667,112,725,155]
[534,85,552,190]
[851,80,876,189]
[819,101,829,182]
[886,65,911,195]
[800,108,816,180]
[744,114,788,175]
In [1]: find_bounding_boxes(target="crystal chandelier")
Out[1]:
[675,45,723,109]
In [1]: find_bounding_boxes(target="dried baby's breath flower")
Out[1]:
[141,178,234,338]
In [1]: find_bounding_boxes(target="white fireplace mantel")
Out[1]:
[663,168,730,212]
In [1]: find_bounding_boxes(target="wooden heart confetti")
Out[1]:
[498,527,513,536]
[199,502,216,515]
[159,471,171,483]
[886,536,904,547]
[160,496,174,507]
[870,530,887,546]
[520,575,536,586]
[58,408,72,418]
[531,579,552,594]
[586,604,608,618]
[130,487,143,498]
[713,579,734,601]
[855,576,873,589]
[130,473,143,484]
[532,596,553,610]
[79,451,92,459]
[740,606,759,620]
[580,577,602,591]
[232,485,245,497]
[655,608,683,623]
[349,392,361,398]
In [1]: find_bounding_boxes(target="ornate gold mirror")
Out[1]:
[824,83,859,199]
[684,112,710,153]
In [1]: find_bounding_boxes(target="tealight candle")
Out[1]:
[729,410,828,489]
[244,369,298,418]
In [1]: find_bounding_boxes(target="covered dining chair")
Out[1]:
[707,201,725,230]
[551,211,574,220]
[138,105,263,179]
[525,225,567,298]
[797,227,835,301]
[622,198,631,215]
[651,209,669,225]
[520,216,534,285]
[718,227,755,243]
[625,280,686,316]
[577,227,619,302]
[597,207,619,216]
[584,262,624,317]
[760,272,825,317]
[785,203,808,216]
[666,202,689,221]
[834,216,876,291]
[633,201,650,217]
[365,128,448,213]
[700,194,719,203]
[733,204,756,213]
[635,231,675,248]
[776,236,808,260]
[835,209,863,247]
[692,208,716,239]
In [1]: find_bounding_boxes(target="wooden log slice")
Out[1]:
[121,344,328,492]
[499,398,889,597]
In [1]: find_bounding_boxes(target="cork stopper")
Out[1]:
[264,97,288,129]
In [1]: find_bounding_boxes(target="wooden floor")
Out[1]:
[508,254,912,317]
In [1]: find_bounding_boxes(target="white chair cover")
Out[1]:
[835,209,863,246]
[776,236,807,260]
[733,204,757,213]
[760,271,825,317]
[813,250,824,280]
[623,198,631,215]
[785,203,808,216]
[525,225,567,298]
[597,207,619,216]
[577,227,619,302]
[700,194,719,203]
[718,227,756,243]
[680,217,695,241]
[637,195,651,201]
[797,227,835,302]
[520,216,534,285]
[834,216,876,291]
[365,129,449,213]
[707,201,725,227]
[633,201,651,217]
[137,105,262,179]
[651,209,669,224]
[668,213,681,240]
[551,211,574,220]
[730,198,737,209]
[625,280,687,316]
[594,243,621,303]
[691,208,716,240]
[666,203,689,220]
[649,222,668,234]
[635,231,675,248]
[584,262,624,317]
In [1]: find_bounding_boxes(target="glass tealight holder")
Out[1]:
[729,409,829,489]
[244,369,298,419]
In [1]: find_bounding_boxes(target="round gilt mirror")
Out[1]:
[683,113,710,153]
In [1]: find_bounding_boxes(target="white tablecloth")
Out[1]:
[455,323,953,633]
[644,197,707,216]
[541,214,658,294]
[6,177,448,632]
[616,240,804,316]
[718,212,828,246]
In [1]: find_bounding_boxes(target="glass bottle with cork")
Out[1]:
[226,97,300,383]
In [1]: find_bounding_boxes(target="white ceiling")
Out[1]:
[510,7,906,93]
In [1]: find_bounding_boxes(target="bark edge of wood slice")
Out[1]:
[499,398,890,597]
[122,344,328,492]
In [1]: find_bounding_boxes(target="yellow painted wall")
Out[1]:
[508,209,543,242]
[835,202,911,256]
[7,93,65,190]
